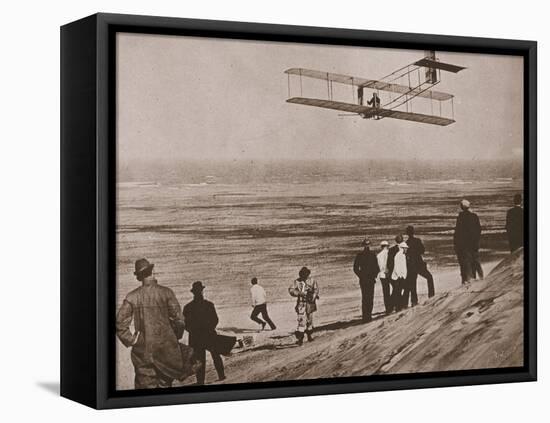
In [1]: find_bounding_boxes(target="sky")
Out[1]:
[116,32,524,164]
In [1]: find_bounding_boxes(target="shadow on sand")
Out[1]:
[218,327,259,334]
[316,312,386,332]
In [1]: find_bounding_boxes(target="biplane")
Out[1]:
[284,51,465,126]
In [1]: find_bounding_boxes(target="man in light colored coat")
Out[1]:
[377,241,392,314]
[391,242,410,311]
[116,258,186,389]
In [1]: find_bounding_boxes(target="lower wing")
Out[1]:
[286,97,455,126]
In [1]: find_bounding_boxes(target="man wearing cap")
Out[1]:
[506,193,524,252]
[453,199,482,284]
[377,241,392,314]
[183,281,226,384]
[116,258,186,389]
[353,238,380,322]
[405,225,435,306]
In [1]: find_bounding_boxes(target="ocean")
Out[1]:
[116,159,523,310]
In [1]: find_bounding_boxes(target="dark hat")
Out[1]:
[134,258,154,276]
[406,225,415,234]
[190,281,206,294]
[361,238,371,246]
[298,266,311,278]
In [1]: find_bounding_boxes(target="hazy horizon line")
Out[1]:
[118,157,524,165]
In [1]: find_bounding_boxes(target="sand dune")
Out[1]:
[209,249,523,384]
[116,250,522,389]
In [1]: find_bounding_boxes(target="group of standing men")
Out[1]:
[453,194,523,284]
[354,194,524,321]
[353,225,434,322]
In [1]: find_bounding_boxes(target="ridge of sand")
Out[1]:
[206,249,524,384]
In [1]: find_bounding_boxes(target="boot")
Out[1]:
[306,330,314,342]
[295,331,304,346]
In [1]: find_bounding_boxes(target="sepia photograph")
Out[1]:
[114,32,525,391]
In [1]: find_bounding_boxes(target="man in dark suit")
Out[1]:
[386,234,404,312]
[116,258,186,389]
[453,200,482,284]
[506,193,524,252]
[353,238,380,322]
[405,225,435,306]
[183,281,225,385]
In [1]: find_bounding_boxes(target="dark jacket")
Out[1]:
[116,278,185,379]
[505,206,524,251]
[453,210,482,251]
[353,249,380,281]
[406,236,426,270]
[183,298,219,349]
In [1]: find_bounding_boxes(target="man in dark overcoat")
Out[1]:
[353,238,380,322]
[183,281,226,385]
[453,200,482,284]
[116,258,186,389]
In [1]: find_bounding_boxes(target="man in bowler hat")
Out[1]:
[116,258,186,389]
[183,281,226,384]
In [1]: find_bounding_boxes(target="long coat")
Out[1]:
[453,210,482,251]
[386,245,399,276]
[353,249,380,282]
[183,298,236,356]
[183,298,219,349]
[406,236,427,271]
[116,279,185,380]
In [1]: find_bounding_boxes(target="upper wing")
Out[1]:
[285,68,453,101]
[413,58,466,73]
[286,97,455,126]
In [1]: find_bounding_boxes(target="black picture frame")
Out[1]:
[60,12,537,409]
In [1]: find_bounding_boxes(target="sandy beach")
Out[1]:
[115,159,523,390]
[116,260,504,389]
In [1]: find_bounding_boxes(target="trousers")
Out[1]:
[250,303,276,329]
[194,347,225,385]
[359,278,376,321]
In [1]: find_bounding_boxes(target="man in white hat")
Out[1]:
[453,199,482,284]
[377,240,392,314]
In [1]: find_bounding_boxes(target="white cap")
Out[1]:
[399,242,409,249]
[380,240,389,246]
[461,199,471,208]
